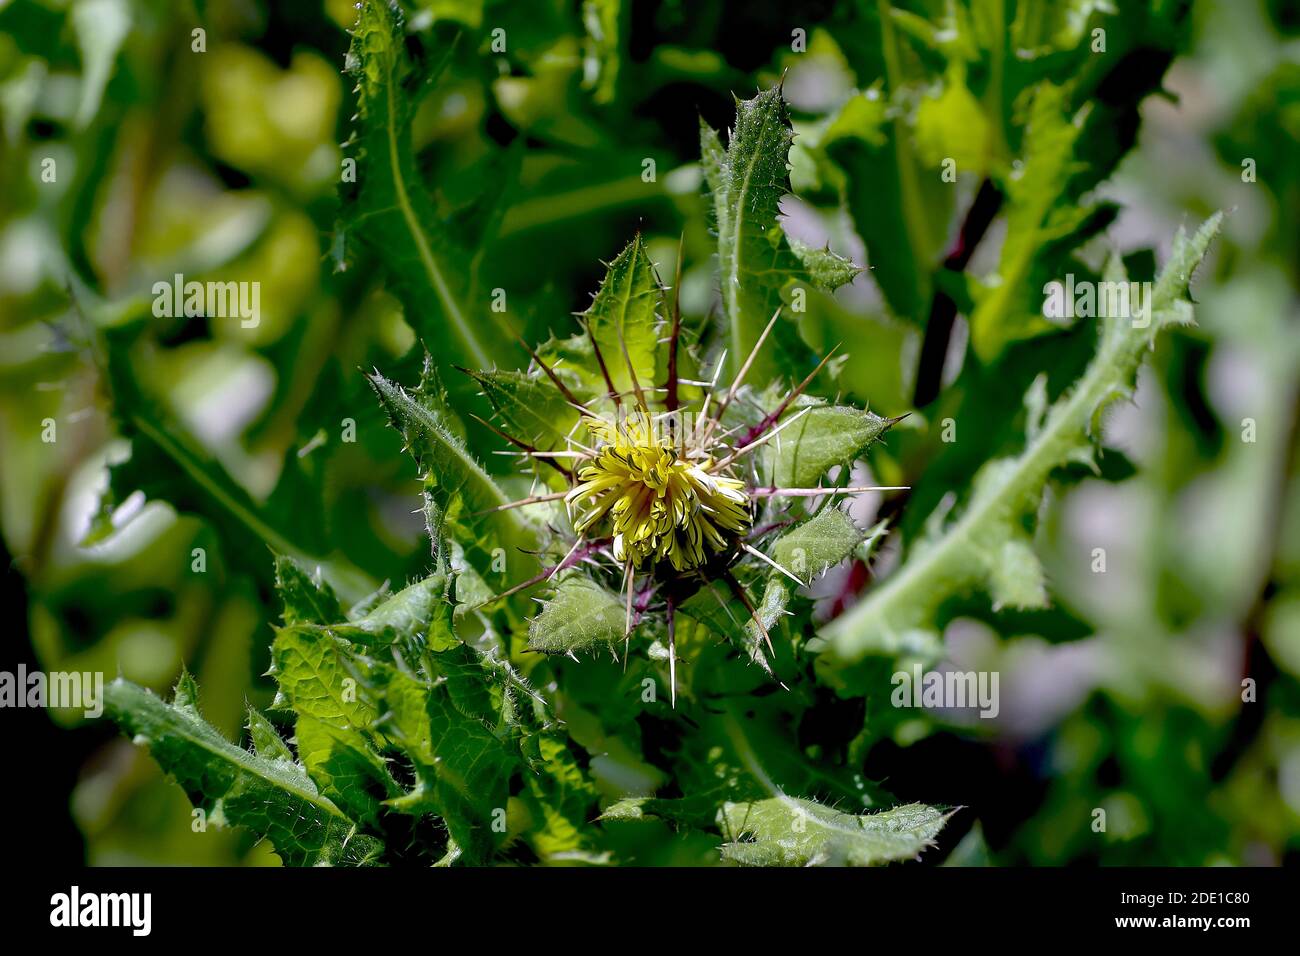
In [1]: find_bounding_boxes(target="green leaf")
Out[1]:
[599,797,658,822]
[787,238,862,292]
[350,571,449,640]
[534,332,607,402]
[528,576,626,655]
[343,0,501,369]
[579,233,662,395]
[88,337,374,601]
[698,118,726,194]
[718,797,950,866]
[71,0,131,130]
[817,214,1224,687]
[460,367,580,449]
[293,714,395,828]
[770,510,880,585]
[943,821,993,867]
[421,0,484,28]
[271,627,377,730]
[968,82,1102,359]
[246,707,296,764]
[824,87,950,324]
[522,736,606,863]
[913,66,991,172]
[268,618,401,828]
[673,574,787,678]
[106,675,383,866]
[581,0,621,104]
[988,537,1049,611]
[600,795,716,828]
[766,399,897,487]
[703,87,810,380]
[274,554,344,627]
[362,657,518,862]
[268,571,455,822]
[744,575,791,676]
[369,354,539,585]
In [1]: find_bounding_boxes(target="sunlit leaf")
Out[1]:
[106,675,384,866]
[719,797,950,866]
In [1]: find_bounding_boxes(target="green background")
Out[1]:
[2,0,1298,865]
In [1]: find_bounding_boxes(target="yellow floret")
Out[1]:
[566,412,750,570]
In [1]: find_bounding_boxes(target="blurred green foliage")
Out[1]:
[1,0,1298,865]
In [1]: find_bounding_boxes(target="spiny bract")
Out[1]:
[475,278,898,707]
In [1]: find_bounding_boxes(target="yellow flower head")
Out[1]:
[566,410,751,571]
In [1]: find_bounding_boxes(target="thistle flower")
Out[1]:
[467,239,905,707]
[566,409,751,571]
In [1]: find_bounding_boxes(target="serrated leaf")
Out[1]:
[766,400,896,487]
[535,332,607,402]
[528,576,626,654]
[818,214,1223,687]
[343,0,501,369]
[580,234,661,395]
[744,576,790,675]
[270,570,452,821]
[718,797,949,867]
[369,355,539,584]
[677,577,753,641]
[274,554,344,626]
[704,87,810,380]
[770,508,873,584]
[350,571,448,641]
[362,658,517,863]
[787,238,861,292]
[989,537,1049,611]
[699,118,726,193]
[271,626,377,730]
[522,736,605,863]
[968,82,1101,359]
[246,707,295,764]
[294,714,396,828]
[673,574,786,678]
[461,367,580,449]
[106,676,383,866]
